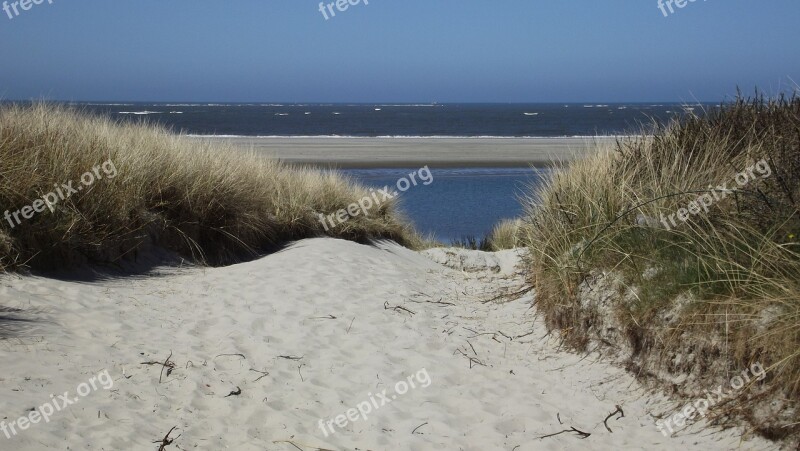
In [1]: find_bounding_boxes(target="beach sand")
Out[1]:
[0,239,773,450]
[192,137,616,168]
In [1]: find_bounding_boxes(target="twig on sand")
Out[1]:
[384,301,416,316]
[539,426,591,440]
[214,353,246,360]
[514,330,535,340]
[250,369,270,382]
[274,440,304,451]
[482,285,534,304]
[408,298,455,307]
[603,405,624,433]
[346,317,355,333]
[557,413,563,424]
[153,426,180,451]
[412,422,428,434]
[312,314,337,320]
[463,327,514,342]
[141,351,176,383]
[278,355,304,360]
[159,352,174,383]
[225,386,242,397]
[272,440,335,451]
[455,348,487,368]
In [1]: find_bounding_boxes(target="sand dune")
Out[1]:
[0,239,773,450]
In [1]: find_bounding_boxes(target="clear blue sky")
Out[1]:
[0,0,798,102]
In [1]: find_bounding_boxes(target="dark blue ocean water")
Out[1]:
[62,103,707,241]
[72,102,706,137]
[342,167,547,243]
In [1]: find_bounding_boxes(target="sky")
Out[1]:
[0,0,798,103]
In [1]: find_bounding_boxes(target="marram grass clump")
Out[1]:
[520,94,800,441]
[487,218,522,251]
[0,103,422,270]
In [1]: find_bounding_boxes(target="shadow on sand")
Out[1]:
[0,306,38,339]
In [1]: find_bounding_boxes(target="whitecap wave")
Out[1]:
[373,104,441,107]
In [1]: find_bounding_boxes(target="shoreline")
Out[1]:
[191,136,616,168]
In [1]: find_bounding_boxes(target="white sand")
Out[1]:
[0,239,774,450]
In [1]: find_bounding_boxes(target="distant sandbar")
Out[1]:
[192,136,615,168]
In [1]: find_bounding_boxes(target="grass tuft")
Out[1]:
[487,218,523,251]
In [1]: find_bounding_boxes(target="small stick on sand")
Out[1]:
[481,285,534,304]
[141,351,176,383]
[274,440,303,451]
[539,426,591,440]
[278,355,304,360]
[159,351,174,383]
[514,330,535,340]
[214,353,246,360]
[272,440,335,451]
[603,405,624,433]
[408,298,455,307]
[153,426,179,451]
[250,368,270,382]
[225,386,242,397]
[412,422,428,434]
[384,301,416,316]
[455,349,486,368]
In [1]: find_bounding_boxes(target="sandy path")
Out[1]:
[0,239,772,450]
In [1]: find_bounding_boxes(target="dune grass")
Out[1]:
[487,218,522,251]
[520,94,800,440]
[449,219,523,251]
[0,103,422,271]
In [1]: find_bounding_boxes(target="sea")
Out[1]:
[70,102,708,243]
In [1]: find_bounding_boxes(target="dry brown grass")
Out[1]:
[0,103,422,270]
[520,94,800,441]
